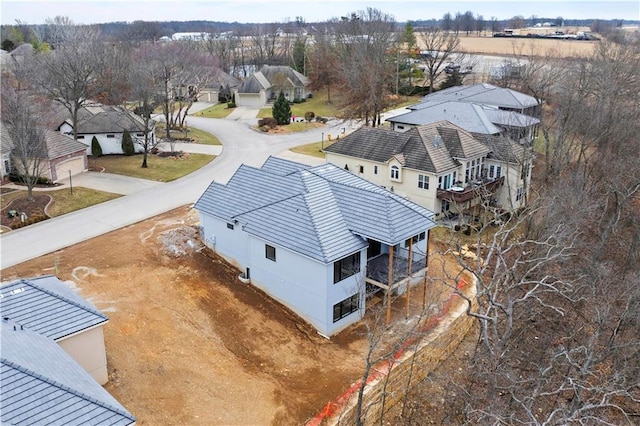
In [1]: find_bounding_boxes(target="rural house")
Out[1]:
[324,121,532,219]
[233,65,310,107]
[195,157,436,336]
[387,100,540,145]
[1,125,87,183]
[0,275,135,425]
[56,104,156,155]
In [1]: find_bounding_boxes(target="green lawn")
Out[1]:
[191,103,236,119]
[46,188,122,217]
[155,123,221,145]
[289,140,338,158]
[89,153,215,182]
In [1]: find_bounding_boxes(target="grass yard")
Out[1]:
[89,153,215,182]
[191,103,236,119]
[290,140,338,158]
[45,187,122,217]
[155,123,221,145]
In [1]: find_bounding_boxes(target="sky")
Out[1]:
[1,0,638,26]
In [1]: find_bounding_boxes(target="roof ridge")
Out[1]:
[14,277,108,324]
[1,357,136,423]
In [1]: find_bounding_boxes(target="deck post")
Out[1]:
[386,245,394,325]
[406,239,413,318]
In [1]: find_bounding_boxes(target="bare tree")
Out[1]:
[417,29,461,93]
[1,78,49,201]
[306,29,339,103]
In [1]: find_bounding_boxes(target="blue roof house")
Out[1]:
[0,275,110,385]
[194,157,436,337]
[1,319,136,425]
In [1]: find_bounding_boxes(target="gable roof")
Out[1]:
[0,275,108,341]
[195,157,435,263]
[472,133,526,164]
[421,83,539,110]
[324,121,491,174]
[1,321,135,426]
[237,65,309,94]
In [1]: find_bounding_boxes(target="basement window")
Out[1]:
[265,244,276,262]
[333,294,359,322]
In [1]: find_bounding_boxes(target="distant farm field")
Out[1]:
[415,27,599,57]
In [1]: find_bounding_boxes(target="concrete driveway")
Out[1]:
[0,113,355,269]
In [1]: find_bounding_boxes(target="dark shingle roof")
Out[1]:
[195,157,436,263]
[422,83,539,110]
[325,121,491,173]
[0,275,108,341]
[0,126,85,160]
[237,65,309,94]
[1,322,135,426]
[472,133,526,163]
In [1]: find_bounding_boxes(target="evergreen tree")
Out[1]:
[122,130,135,156]
[272,90,291,125]
[91,136,103,157]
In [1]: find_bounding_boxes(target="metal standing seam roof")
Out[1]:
[0,275,108,341]
[1,322,135,426]
[194,157,436,263]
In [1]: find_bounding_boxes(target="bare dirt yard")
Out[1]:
[1,205,465,425]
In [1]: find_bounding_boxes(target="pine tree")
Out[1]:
[272,90,291,125]
[91,136,103,157]
[122,130,135,156]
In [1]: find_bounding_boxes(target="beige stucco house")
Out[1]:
[324,121,532,219]
[234,65,310,107]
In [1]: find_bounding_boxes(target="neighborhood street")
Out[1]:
[0,108,369,270]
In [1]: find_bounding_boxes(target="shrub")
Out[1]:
[258,117,277,129]
[91,136,103,157]
[304,111,315,122]
[315,116,329,124]
[227,101,236,108]
[272,90,292,125]
[122,130,135,156]
[8,172,51,185]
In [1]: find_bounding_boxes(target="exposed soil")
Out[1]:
[1,206,470,425]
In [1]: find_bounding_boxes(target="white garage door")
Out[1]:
[237,93,262,107]
[55,157,85,182]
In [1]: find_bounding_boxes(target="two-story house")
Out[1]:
[195,156,436,337]
[233,65,310,107]
[324,121,532,219]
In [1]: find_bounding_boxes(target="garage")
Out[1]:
[53,155,86,182]
[235,93,262,107]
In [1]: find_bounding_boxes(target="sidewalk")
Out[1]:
[58,172,164,196]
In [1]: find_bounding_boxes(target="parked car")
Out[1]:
[444,62,461,74]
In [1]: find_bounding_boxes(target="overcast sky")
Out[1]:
[1,0,638,26]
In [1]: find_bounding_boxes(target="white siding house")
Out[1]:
[195,157,436,336]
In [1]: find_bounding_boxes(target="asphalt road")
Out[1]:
[0,113,362,270]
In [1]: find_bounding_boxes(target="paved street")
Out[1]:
[0,108,371,270]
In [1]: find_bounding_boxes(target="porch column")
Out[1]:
[386,245,394,325]
[405,239,413,318]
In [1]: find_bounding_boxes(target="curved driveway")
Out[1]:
[0,115,357,269]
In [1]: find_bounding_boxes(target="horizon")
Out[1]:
[1,0,639,26]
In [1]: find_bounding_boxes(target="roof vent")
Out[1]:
[433,134,443,147]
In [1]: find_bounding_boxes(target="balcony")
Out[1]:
[365,246,427,290]
[436,176,504,203]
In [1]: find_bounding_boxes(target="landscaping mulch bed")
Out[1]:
[0,193,51,230]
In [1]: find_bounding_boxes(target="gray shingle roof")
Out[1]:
[237,72,271,93]
[57,105,150,134]
[44,129,86,159]
[195,158,436,263]
[237,66,309,94]
[392,101,502,134]
[325,121,490,174]
[422,83,539,110]
[1,322,135,426]
[472,133,526,164]
[0,275,108,341]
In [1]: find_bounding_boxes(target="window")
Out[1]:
[489,165,495,178]
[226,223,234,230]
[359,165,364,174]
[405,231,426,247]
[496,166,502,178]
[137,133,144,137]
[106,134,115,138]
[390,165,400,180]
[418,174,429,190]
[77,135,85,139]
[441,200,450,213]
[374,165,378,175]
[265,244,276,261]
[333,252,361,283]
[516,187,524,201]
[397,125,405,130]
[333,294,359,322]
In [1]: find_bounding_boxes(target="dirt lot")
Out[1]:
[1,205,464,425]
